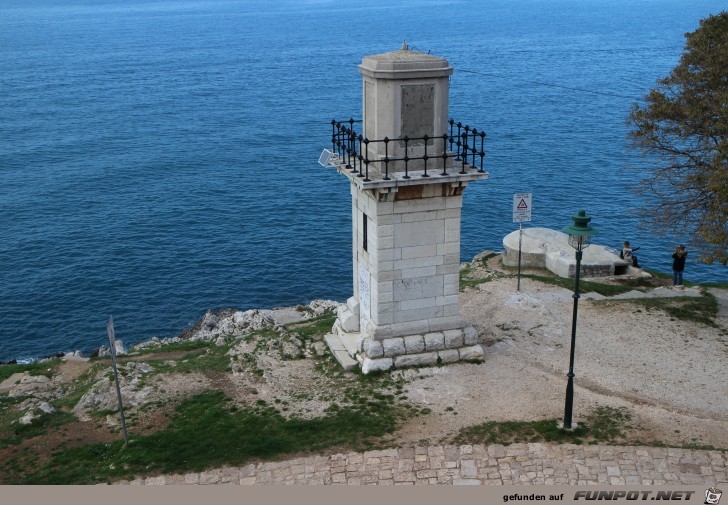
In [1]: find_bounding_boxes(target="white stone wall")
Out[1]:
[349,182,467,342]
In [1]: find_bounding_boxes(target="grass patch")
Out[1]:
[520,274,637,296]
[595,294,718,327]
[116,339,211,358]
[21,389,405,484]
[459,263,506,291]
[453,406,632,446]
[143,341,233,374]
[0,360,60,383]
[0,395,77,449]
[285,312,337,342]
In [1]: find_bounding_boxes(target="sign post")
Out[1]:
[106,316,129,446]
[512,193,533,291]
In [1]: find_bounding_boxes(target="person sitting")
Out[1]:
[620,241,640,267]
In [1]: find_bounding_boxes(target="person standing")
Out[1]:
[672,245,688,286]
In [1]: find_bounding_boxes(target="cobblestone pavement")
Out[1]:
[116,443,727,486]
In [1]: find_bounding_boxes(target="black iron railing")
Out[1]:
[330,118,486,182]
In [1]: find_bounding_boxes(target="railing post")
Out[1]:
[403,136,410,179]
[441,133,449,176]
[479,131,486,173]
[383,137,390,180]
[362,138,370,181]
[421,134,430,177]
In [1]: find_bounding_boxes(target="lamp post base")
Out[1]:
[557,420,581,432]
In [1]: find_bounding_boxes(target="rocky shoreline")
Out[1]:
[0,299,340,366]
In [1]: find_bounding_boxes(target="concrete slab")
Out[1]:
[503,227,628,278]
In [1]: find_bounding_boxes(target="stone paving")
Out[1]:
[116,443,726,486]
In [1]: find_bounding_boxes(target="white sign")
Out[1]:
[358,263,371,333]
[513,192,532,222]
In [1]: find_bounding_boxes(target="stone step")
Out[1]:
[337,330,359,358]
[323,333,358,371]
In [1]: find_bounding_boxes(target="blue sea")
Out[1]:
[1,0,726,362]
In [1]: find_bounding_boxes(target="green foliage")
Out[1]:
[0,395,77,449]
[21,389,404,484]
[629,12,728,264]
[285,313,337,342]
[520,274,637,296]
[453,405,632,446]
[0,360,59,382]
[144,341,233,374]
[595,293,718,326]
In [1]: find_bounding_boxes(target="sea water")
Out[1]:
[1,0,725,361]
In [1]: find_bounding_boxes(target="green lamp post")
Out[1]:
[561,209,597,430]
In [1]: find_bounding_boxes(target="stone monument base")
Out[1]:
[325,299,483,373]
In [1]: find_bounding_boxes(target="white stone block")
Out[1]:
[363,339,384,358]
[443,329,463,348]
[438,349,460,364]
[394,197,447,214]
[395,306,443,324]
[399,297,437,311]
[424,331,445,351]
[389,320,429,337]
[428,315,466,332]
[393,220,444,248]
[362,357,393,374]
[394,352,438,368]
[436,294,460,307]
[339,310,360,333]
[436,208,461,219]
[400,265,438,279]
[346,297,359,316]
[375,201,394,216]
[401,211,437,223]
[394,255,442,270]
[463,326,479,345]
[444,224,461,243]
[377,290,394,303]
[400,244,438,260]
[403,334,425,354]
[382,337,406,357]
[393,276,443,301]
[459,345,484,361]
[378,270,403,282]
[436,263,460,276]
[443,304,461,316]
[437,241,460,256]
[445,196,463,209]
[378,224,394,237]
[443,273,460,295]
[443,252,460,264]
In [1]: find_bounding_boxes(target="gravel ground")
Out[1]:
[388,258,727,448]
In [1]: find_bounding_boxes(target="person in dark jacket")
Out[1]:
[621,241,640,267]
[672,245,687,286]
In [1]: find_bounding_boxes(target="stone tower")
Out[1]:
[324,44,489,373]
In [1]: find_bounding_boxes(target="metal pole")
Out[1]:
[517,222,523,291]
[107,316,129,445]
[563,246,582,430]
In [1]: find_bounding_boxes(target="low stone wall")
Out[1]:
[359,326,482,373]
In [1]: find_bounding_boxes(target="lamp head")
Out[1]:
[562,210,597,250]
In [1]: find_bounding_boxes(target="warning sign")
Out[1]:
[513,192,532,222]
